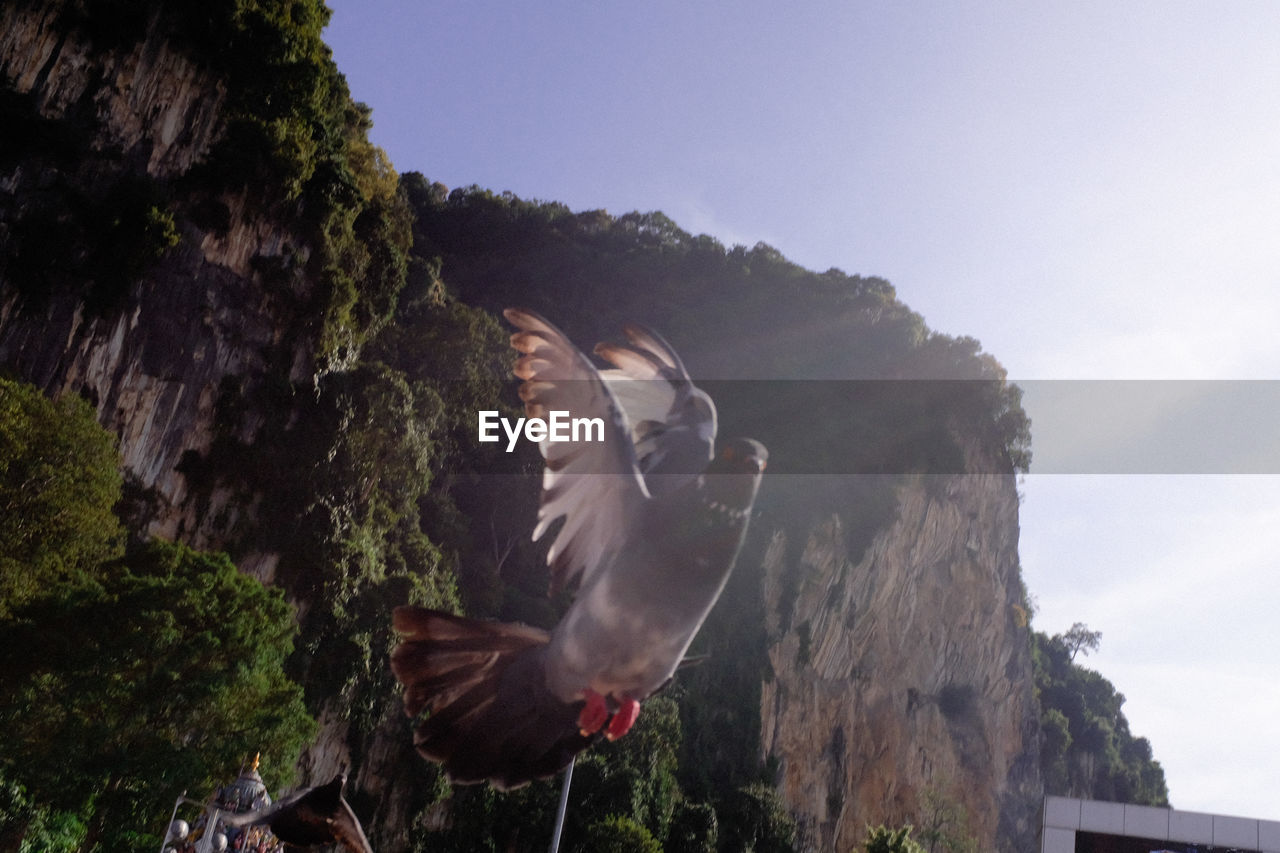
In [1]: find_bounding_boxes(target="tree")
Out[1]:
[915,784,977,853]
[667,800,718,852]
[717,783,798,853]
[1032,630,1167,805]
[0,378,123,615]
[579,815,662,853]
[0,540,316,852]
[1056,622,1102,661]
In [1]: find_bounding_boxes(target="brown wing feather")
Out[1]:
[226,775,374,853]
[390,607,592,789]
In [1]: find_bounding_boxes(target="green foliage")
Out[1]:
[864,824,926,853]
[87,179,182,310]
[423,696,687,851]
[0,539,315,852]
[667,800,718,852]
[286,363,460,728]
[1056,621,1102,660]
[170,250,509,751]
[199,362,462,732]
[1033,629,1168,805]
[716,783,798,853]
[10,0,412,358]
[163,0,414,367]
[574,695,683,840]
[674,526,777,805]
[2,172,181,312]
[420,778,559,853]
[0,770,87,853]
[0,378,124,614]
[413,693,784,853]
[579,815,663,852]
[915,784,978,853]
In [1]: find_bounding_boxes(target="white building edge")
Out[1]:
[1042,795,1280,853]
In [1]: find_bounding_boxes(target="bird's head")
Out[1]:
[702,437,768,515]
[716,438,767,474]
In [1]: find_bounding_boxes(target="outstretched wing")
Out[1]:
[391,607,590,789]
[220,775,374,853]
[595,323,717,495]
[504,308,648,594]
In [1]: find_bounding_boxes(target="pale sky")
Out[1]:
[323,1,1280,819]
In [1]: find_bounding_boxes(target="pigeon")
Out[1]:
[391,308,767,790]
[218,774,374,853]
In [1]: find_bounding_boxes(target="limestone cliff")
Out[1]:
[1,8,447,850]
[0,1,312,565]
[760,467,1042,851]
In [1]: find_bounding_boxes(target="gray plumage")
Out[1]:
[392,309,767,789]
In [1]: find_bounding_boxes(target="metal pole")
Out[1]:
[548,757,575,853]
[196,807,221,853]
[158,792,186,853]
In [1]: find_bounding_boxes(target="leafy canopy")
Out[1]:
[0,539,315,851]
[1033,628,1167,805]
[0,378,123,615]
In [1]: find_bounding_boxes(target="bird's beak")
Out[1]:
[721,444,767,473]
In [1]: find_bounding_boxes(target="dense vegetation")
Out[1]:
[4,0,409,363]
[1034,627,1168,806]
[0,379,315,853]
[0,381,123,615]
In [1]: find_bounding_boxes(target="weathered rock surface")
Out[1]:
[0,4,225,180]
[0,1,309,557]
[761,469,1042,851]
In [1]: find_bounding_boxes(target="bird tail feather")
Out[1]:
[390,607,589,790]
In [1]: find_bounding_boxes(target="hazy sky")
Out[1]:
[323,1,1280,818]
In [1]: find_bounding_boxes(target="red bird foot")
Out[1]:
[605,697,640,741]
[578,689,610,736]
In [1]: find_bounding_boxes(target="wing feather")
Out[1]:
[595,324,717,492]
[504,308,648,594]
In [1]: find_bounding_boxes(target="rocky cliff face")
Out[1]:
[0,1,310,569]
[0,5,224,181]
[760,466,1042,851]
[1,9,449,848]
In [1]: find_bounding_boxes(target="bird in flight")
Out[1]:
[392,308,767,789]
[219,773,374,853]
